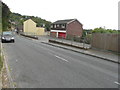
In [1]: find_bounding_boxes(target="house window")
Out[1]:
[62,24,65,28]
[57,24,59,27]
[51,25,53,28]
[54,25,56,28]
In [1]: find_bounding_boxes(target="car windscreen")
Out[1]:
[2,32,13,36]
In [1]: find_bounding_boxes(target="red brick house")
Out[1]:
[50,19,83,38]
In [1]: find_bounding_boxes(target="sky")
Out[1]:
[2,0,119,29]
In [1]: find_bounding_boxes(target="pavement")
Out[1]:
[38,36,119,64]
[1,35,119,88]
[44,42,119,64]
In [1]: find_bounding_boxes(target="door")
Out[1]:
[58,32,66,39]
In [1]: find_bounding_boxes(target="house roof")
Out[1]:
[53,19,76,24]
[52,19,83,25]
[24,19,36,24]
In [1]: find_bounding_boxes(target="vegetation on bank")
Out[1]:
[1,1,51,31]
[81,28,119,44]
[83,28,119,37]
[10,13,52,31]
[0,55,3,72]
[92,27,119,33]
[1,1,11,31]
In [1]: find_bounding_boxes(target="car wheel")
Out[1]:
[12,40,15,43]
[1,40,4,43]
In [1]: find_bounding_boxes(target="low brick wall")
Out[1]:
[49,39,88,50]
[20,34,38,40]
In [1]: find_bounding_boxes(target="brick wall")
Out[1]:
[66,20,83,37]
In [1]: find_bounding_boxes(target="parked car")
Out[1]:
[1,31,15,43]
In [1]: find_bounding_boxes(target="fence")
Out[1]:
[91,33,120,52]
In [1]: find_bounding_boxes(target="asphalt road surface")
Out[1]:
[2,35,118,88]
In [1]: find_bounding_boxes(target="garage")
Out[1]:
[58,32,66,39]
[50,32,57,38]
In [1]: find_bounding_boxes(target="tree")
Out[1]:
[2,1,11,31]
[9,13,52,31]
[92,27,118,33]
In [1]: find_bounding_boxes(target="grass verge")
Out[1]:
[0,52,3,72]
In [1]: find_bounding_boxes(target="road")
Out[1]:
[2,35,118,88]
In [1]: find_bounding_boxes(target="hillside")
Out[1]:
[1,1,11,31]
[10,13,52,31]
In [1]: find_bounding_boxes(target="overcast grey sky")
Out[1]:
[2,0,119,29]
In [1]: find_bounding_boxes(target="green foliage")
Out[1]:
[84,34,92,44]
[92,27,119,33]
[66,35,81,42]
[2,2,11,31]
[0,55,3,71]
[10,13,52,31]
[82,29,92,38]
[1,2,51,31]
[82,31,87,37]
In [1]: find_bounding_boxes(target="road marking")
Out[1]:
[16,59,18,62]
[114,81,120,85]
[54,55,68,62]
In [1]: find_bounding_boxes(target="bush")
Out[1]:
[84,34,92,44]
[66,35,73,40]
[0,55,3,71]
[66,35,81,42]
[92,27,119,34]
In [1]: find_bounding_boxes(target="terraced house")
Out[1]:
[50,19,83,38]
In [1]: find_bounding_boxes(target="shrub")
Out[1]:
[84,34,92,44]
[0,55,3,71]
[92,27,119,34]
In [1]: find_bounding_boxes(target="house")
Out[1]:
[23,19,45,36]
[36,27,45,35]
[23,19,36,35]
[50,19,83,38]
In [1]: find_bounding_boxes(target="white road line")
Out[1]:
[114,81,120,85]
[54,55,68,62]
[16,59,18,62]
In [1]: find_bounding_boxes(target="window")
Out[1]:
[54,25,56,28]
[57,24,59,27]
[51,25,53,28]
[62,24,65,28]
